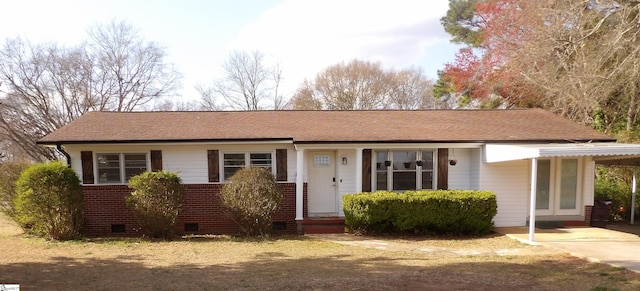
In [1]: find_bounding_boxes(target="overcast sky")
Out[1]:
[0,0,461,102]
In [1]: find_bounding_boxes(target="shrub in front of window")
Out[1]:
[220,167,283,237]
[13,161,83,240]
[0,161,31,221]
[343,190,497,236]
[126,171,185,240]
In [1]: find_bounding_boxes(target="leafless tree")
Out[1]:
[0,20,182,161]
[199,50,284,110]
[510,0,640,132]
[291,59,438,110]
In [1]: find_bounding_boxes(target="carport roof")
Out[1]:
[485,143,640,163]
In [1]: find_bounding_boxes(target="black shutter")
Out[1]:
[437,148,449,190]
[362,149,372,192]
[81,151,94,184]
[276,149,287,181]
[207,150,220,182]
[150,150,162,171]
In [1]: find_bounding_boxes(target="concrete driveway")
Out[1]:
[496,226,640,273]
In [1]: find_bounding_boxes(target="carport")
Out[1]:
[485,142,640,242]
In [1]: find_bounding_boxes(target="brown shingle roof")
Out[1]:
[38,109,614,144]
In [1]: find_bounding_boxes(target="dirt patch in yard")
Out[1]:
[1,214,639,290]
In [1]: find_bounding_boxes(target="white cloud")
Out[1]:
[228,0,453,95]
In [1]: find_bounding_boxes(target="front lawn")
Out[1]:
[0,214,638,290]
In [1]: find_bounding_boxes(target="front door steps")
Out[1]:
[303,217,345,234]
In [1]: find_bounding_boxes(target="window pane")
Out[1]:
[393,172,416,190]
[393,152,416,170]
[536,160,551,210]
[224,153,246,180]
[224,153,245,166]
[560,159,578,209]
[124,154,147,181]
[421,151,434,169]
[250,153,272,168]
[421,171,433,189]
[224,166,243,180]
[376,172,387,191]
[97,154,121,183]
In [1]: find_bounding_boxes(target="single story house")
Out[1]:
[38,109,640,237]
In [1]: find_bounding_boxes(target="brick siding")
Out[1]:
[82,182,305,237]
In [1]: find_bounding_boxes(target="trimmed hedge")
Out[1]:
[343,190,497,236]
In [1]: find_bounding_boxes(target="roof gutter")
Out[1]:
[56,144,71,167]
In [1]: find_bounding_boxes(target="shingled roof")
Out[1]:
[38,109,615,144]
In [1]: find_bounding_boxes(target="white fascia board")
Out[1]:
[485,143,640,163]
[294,142,483,151]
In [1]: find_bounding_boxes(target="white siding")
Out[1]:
[469,148,481,190]
[479,159,529,227]
[337,149,356,215]
[448,148,472,190]
[64,143,296,184]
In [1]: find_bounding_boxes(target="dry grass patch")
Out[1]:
[0,214,639,290]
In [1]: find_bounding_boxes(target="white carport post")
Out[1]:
[529,158,538,242]
[632,168,637,225]
[295,149,305,229]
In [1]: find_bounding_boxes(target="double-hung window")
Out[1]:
[96,153,148,184]
[375,150,435,191]
[223,152,273,180]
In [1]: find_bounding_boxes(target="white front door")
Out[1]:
[308,151,337,215]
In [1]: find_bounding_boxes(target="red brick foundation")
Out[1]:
[585,205,593,226]
[82,182,305,237]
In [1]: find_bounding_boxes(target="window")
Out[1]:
[393,151,417,190]
[223,152,273,180]
[97,153,148,184]
[536,159,551,210]
[375,150,435,191]
[559,159,578,209]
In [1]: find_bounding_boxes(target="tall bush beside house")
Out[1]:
[14,161,83,240]
[0,161,30,220]
[220,167,283,237]
[126,171,185,240]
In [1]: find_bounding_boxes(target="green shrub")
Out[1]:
[595,167,634,222]
[343,190,497,236]
[126,171,185,239]
[0,161,31,219]
[220,167,283,237]
[14,161,83,240]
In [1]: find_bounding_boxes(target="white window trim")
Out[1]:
[372,149,437,191]
[94,152,150,185]
[221,151,276,181]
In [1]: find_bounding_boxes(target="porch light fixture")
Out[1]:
[384,160,391,167]
[416,160,424,167]
[342,157,348,165]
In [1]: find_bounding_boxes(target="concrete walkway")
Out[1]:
[310,225,640,273]
[308,233,561,257]
[496,226,640,273]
